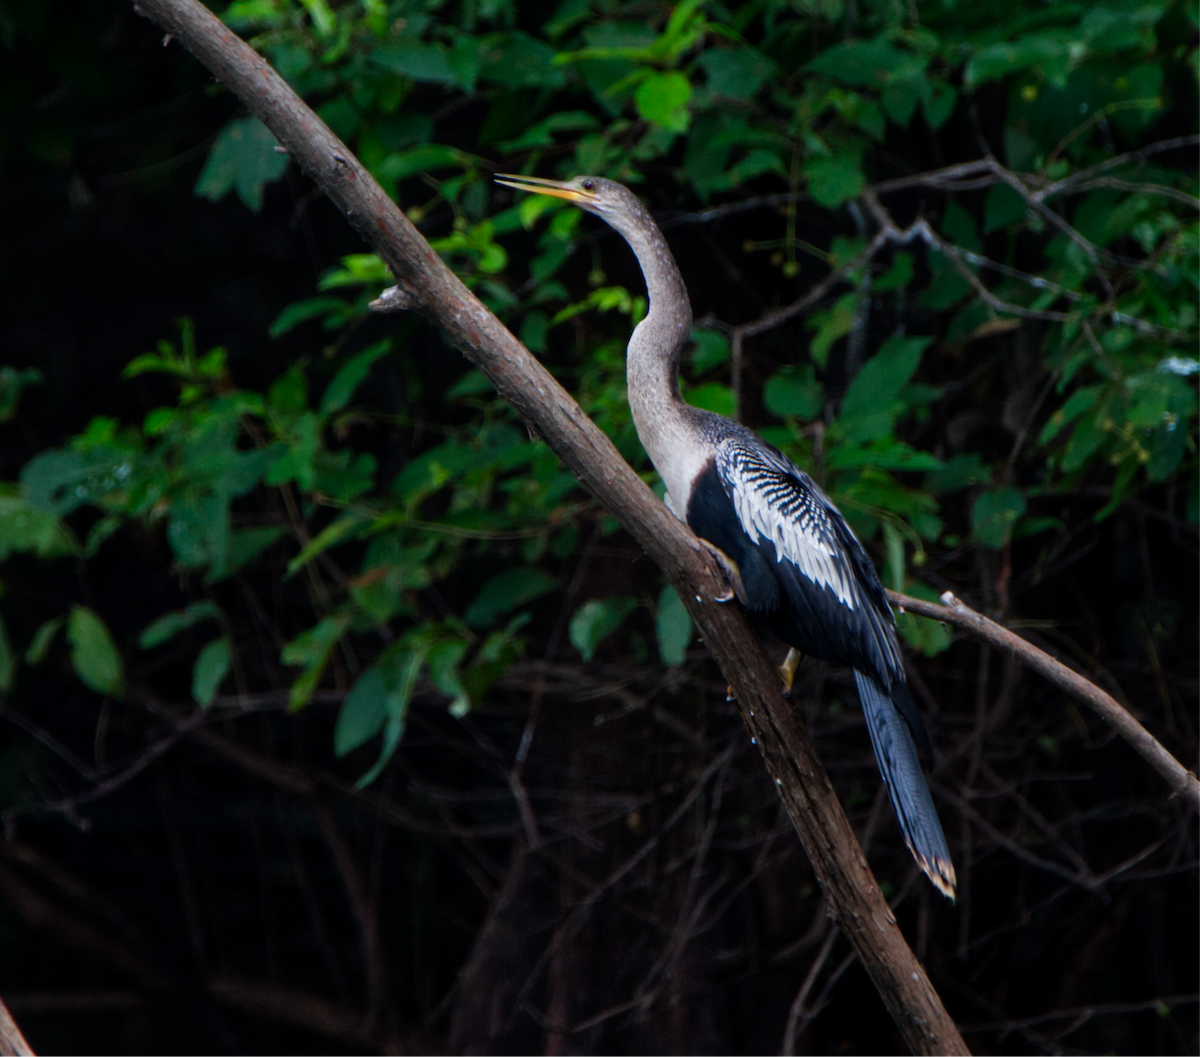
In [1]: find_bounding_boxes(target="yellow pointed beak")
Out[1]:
[494,173,598,205]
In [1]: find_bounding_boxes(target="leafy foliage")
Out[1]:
[0,0,1195,1051]
[0,0,1194,786]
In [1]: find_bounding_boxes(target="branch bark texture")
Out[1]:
[132,1,967,1050]
[0,997,32,1057]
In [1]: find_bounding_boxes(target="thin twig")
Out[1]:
[889,589,1200,809]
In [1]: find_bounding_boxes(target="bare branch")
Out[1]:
[0,996,33,1057]
[727,229,890,340]
[1035,134,1200,202]
[889,589,1200,810]
[861,191,1076,323]
[1063,177,1200,211]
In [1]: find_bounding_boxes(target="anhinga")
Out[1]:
[495,174,956,900]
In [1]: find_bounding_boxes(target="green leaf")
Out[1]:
[393,441,479,505]
[498,111,598,151]
[942,200,981,253]
[971,487,1028,549]
[838,336,932,443]
[807,292,858,368]
[0,367,42,424]
[803,155,864,209]
[1061,414,1108,472]
[355,718,404,789]
[26,617,64,666]
[447,369,495,400]
[656,586,692,666]
[269,297,347,339]
[139,601,221,649]
[882,521,905,592]
[348,642,427,787]
[335,666,388,756]
[635,71,692,132]
[882,75,928,126]
[924,453,992,493]
[370,40,457,83]
[194,117,289,213]
[922,83,957,129]
[1039,386,1100,444]
[377,145,465,186]
[764,366,823,419]
[0,495,78,559]
[21,448,134,517]
[686,382,736,417]
[84,514,122,558]
[287,512,369,578]
[282,614,351,710]
[446,35,481,91]
[427,639,470,715]
[874,252,914,292]
[319,253,391,291]
[320,341,391,418]
[965,34,1071,89]
[895,583,952,656]
[570,597,637,662]
[826,439,943,471]
[919,249,972,310]
[1188,476,1199,524]
[727,148,788,185]
[265,412,319,491]
[1013,515,1064,540]
[167,492,230,573]
[220,526,286,579]
[464,567,557,628]
[984,182,1027,233]
[690,330,730,373]
[67,606,124,698]
[807,39,923,87]
[479,30,564,88]
[268,365,309,412]
[696,48,774,99]
[192,638,232,708]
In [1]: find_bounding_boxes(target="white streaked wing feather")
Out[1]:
[718,442,858,609]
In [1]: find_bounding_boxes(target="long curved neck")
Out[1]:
[609,206,694,500]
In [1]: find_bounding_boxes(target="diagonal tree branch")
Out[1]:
[0,997,32,1057]
[130,1,968,1051]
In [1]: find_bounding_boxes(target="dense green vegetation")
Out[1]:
[0,0,1195,1052]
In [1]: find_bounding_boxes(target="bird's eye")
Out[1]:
[582,179,595,191]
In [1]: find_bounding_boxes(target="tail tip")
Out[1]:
[918,853,958,902]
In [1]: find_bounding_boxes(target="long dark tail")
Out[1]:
[853,670,956,900]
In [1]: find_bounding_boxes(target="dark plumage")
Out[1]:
[495,173,955,899]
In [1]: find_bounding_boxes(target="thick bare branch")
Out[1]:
[889,589,1200,809]
[130,1,968,1051]
[0,997,32,1057]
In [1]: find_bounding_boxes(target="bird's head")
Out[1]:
[493,174,643,227]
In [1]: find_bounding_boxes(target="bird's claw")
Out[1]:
[698,540,746,605]
[778,648,802,695]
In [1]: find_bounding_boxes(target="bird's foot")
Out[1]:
[778,648,803,697]
[730,650,802,704]
[697,540,745,604]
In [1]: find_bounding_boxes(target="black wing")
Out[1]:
[715,437,901,685]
